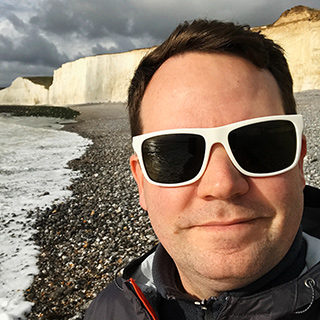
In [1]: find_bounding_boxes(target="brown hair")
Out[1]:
[128,19,296,137]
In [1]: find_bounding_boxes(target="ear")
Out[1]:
[298,135,307,187]
[130,154,148,210]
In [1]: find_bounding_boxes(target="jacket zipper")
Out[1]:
[128,278,159,320]
[195,296,230,320]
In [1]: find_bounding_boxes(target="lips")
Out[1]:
[192,218,260,230]
[200,218,257,227]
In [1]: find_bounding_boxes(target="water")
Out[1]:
[0,114,91,320]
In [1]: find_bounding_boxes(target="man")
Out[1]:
[85,19,320,319]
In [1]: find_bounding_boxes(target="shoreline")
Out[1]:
[24,102,158,319]
[0,113,91,319]
[0,104,80,119]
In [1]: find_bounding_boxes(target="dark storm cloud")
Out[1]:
[29,0,82,35]
[6,13,25,30]
[0,25,68,67]
[27,0,320,50]
[0,0,320,87]
[29,0,135,38]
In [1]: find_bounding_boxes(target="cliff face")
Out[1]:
[0,6,319,106]
[253,6,320,92]
[49,48,151,105]
[0,48,151,106]
[0,77,49,105]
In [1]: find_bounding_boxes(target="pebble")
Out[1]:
[25,104,157,319]
[296,90,320,188]
[25,91,319,319]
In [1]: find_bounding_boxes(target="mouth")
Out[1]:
[193,218,259,231]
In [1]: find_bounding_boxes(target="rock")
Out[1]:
[24,105,158,319]
[253,6,320,92]
[1,6,320,106]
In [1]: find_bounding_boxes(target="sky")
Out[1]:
[0,0,319,88]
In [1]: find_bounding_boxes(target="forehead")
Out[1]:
[140,52,284,133]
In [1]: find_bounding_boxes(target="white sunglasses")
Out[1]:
[132,114,303,187]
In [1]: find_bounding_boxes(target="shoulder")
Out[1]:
[83,278,131,320]
[84,277,158,320]
[303,233,320,270]
[84,246,158,320]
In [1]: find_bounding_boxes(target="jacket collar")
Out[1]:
[125,233,320,317]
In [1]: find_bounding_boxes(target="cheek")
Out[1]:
[252,168,304,236]
[143,185,194,237]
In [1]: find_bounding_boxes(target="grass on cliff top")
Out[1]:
[23,77,54,89]
[0,105,80,119]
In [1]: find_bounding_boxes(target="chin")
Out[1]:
[190,244,280,284]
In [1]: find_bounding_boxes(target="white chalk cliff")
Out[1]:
[0,6,319,106]
[48,48,151,105]
[253,6,320,92]
[0,77,50,105]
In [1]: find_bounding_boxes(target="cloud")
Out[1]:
[6,13,26,30]
[0,0,320,87]
[0,20,68,67]
[0,62,54,88]
[28,0,320,48]
[29,0,82,35]
[29,0,135,38]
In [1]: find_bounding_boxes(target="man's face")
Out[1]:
[130,53,306,298]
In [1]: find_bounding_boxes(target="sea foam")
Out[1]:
[0,114,91,320]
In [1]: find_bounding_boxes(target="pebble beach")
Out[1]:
[21,91,320,319]
[24,103,158,319]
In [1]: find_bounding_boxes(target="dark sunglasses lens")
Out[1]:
[142,134,205,184]
[228,120,297,174]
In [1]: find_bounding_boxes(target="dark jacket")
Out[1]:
[84,185,320,320]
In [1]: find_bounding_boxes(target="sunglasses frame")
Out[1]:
[132,114,304,187]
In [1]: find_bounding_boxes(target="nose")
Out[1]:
[196,144,249,200]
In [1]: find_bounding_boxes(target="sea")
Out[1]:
[0,114,91,320]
